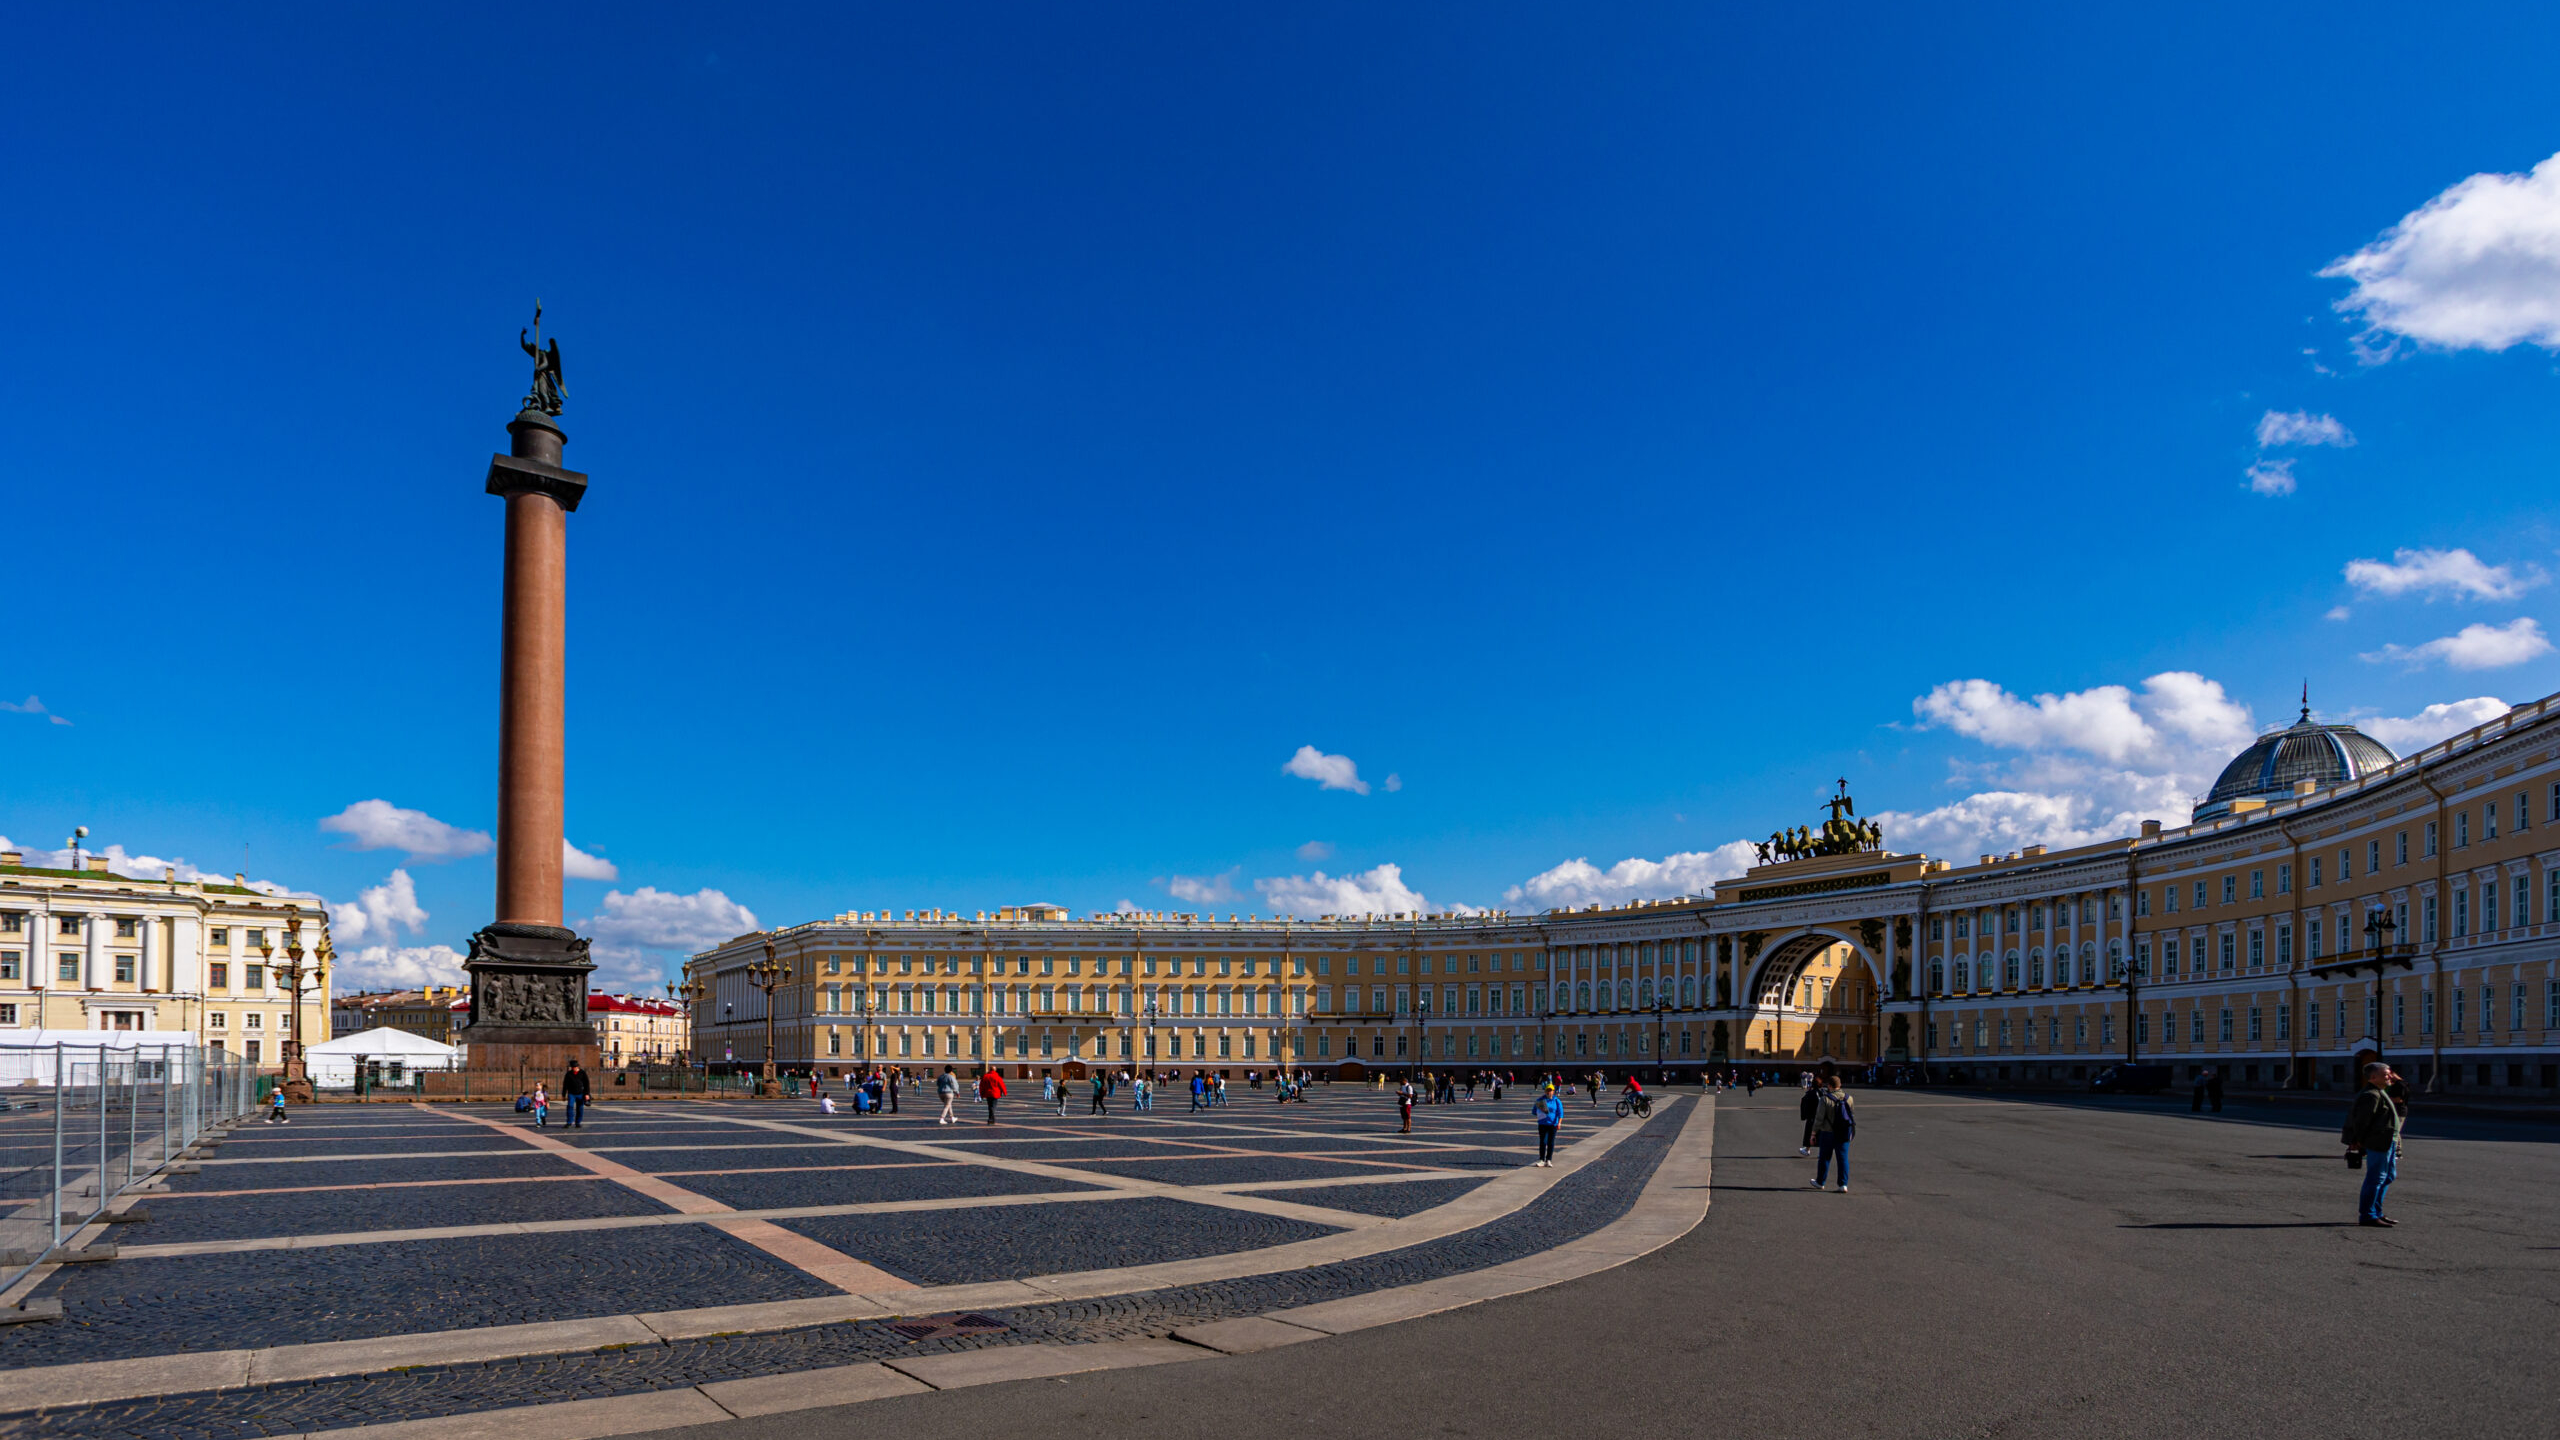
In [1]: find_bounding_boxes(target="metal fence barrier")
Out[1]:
[0,1043,253,1301]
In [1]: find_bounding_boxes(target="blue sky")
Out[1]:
[9,5,2560,991]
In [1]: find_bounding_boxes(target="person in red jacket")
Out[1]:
[977,1066,1008,1124]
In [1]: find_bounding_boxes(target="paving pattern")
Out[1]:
[0,1087,1674,1436]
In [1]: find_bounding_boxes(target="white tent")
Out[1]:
[0,1031,200,1084]
[304,1026,460,1086]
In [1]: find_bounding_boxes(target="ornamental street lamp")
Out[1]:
[1140,998,1160,1079]
[665,977,706,1068]
[746,941,791,1095]
[1651,997,1673,1082]
[262,909,329,1103]
[1413,990,1431,1084]
[2108,948,2141,1065]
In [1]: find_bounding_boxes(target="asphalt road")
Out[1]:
[647,1086,2560,1440]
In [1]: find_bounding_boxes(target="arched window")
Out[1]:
[1618,980,1634,1008]
[1930,960,1945,994]
[1576,981,1591,1010]
[1953,959,1970,992]
[2029,950,2045,988]
[2004,950,2021,988]
[1680,976,1696,1005]
[1639,979,1653,1006]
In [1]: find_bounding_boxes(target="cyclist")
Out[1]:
[1619,1073,1647,1115]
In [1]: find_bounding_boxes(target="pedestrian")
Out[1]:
[562,1061,592,1128]
[532,1084,549,1128]
[978,1066,1006,1124]
[266,1085,289,1124]
[1053,1073,1070,1116]
[1585,1073,1600,1107]
[2342,1061,2405,1227]
[1798,1079,1820,1156]
[2191,1067,2209,1113]
[2205,1066,2225,1113]
[1042,1073,1057,1107]
[1398,1076,1416,1133]
[1090,1072,1110,1115]
[1808,1074,1855,1193]
[936,1065,959,1124]
[1190,1073,1206,1112]
[1533,1083,1562,1167]
[887,1069,901,1115]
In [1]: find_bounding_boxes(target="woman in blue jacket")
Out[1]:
[1533,1085,1564,1167]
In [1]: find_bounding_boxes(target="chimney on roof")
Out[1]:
[0,851,19,866]
[84,856,109,873]
[2141,820,2162,838]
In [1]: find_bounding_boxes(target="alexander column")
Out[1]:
[459,309,600,1074]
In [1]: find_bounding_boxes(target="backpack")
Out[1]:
[1814,1091,1844,1134]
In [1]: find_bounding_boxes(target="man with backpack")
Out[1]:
[1808,1074,1855,1193]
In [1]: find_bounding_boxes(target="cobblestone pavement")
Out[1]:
[1,1099,1673,1437]
[135,1177,678,1244]
[0,1224,844,1365]
[775,1193,1343,1286]
[664,1160,1104,1211]
[1230,1176,1490,1217]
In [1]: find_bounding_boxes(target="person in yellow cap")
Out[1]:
[1533,1083,1563,1167]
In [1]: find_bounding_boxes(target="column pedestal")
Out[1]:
[460,922,599,1076]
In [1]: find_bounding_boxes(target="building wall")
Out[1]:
[689,692,2560,1091]
[0,858,333,1064]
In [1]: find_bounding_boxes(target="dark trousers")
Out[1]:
[1091,1094,1106,1114]
[984,1099,998,1124]
[1537,1123,1558,1162]
[1815,1133,1850,1186]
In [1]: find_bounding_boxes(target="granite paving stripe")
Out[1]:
[116,1189,1141,1260]
[139,1173,610,1201]
[773,1194,1346,1287]
[0,1101,1684,1433]
[204,1147,555,1164]
[439,1106,911,1293]
[0,1225,848,1365]
[204,1135,533,1157]
[127,1177,678,1245]
[604,1145,937,1171]
[1222,1176,1493,1218]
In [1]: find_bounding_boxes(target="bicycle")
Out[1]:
[1614,1093,1652,1119]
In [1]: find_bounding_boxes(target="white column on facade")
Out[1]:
[139,916,156,993]
[84,912,104,992]
[170,913,200,996]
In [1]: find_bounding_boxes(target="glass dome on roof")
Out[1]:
[2194,702,2398,819]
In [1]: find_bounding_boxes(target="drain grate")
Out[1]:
[888,1312,1009,1342]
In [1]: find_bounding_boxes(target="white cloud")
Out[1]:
[0,836,304,893]
[2326,606,2353,622]
[2245,458,2297,496]
[1384,773,1403,792]
[1255,862,1467,918]
[2255,410,2355,448]
[2342,547,2541,603]
[319,800,492,861]
[577,886,759,989]
[1295,840,1334,861]
[562,838,619,882]
[1898,670,2265,856]
[2323,151,2560,353]
[1502,841,1758,910]
[336,943,468,991]
[2357,697,2510,751]
[1162,867,1241,904]
[1911,672,2253,768]
[1282,746,1369,795]
[2362,617,2553,670]
[0,695,71,726]
[328,869,428,944]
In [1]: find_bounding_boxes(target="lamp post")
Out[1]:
[665,977,706,1070]
[1652,997,1673,1083]
[2109,946,2142,1065]
[746,941,790,1096]
[1140,997,1160,1082]
[1413,990,1431,1085]
[264,909,328,1103]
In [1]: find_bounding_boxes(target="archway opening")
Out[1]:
[1745,933,1884,1066]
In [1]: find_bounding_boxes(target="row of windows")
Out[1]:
[1935,982,2560,1049]
[794,946,1726,982]
[812,1024,1705,1063]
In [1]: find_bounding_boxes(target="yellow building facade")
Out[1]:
[690,689,2560,1095]
[0,852,333,1065]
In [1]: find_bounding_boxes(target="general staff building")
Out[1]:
[689,689,2560,1095]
